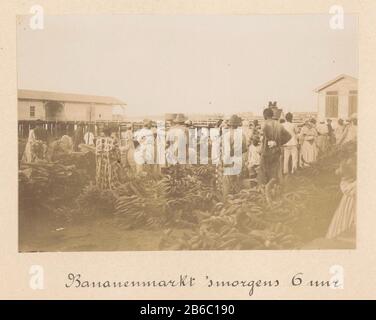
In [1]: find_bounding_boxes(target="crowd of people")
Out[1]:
[21,109,358,189]
[20,107,357,241]
[244,109,358,186]
[21,120,96,162]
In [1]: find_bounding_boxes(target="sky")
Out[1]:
[17,15,358,117]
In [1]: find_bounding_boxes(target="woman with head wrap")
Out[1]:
[316,119,330,156]
[334,119,345,144]
[338,113,357,145]
[299,119,318,167]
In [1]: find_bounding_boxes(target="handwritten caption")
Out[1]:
[64,270,344,297]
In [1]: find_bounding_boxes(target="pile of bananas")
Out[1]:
[76,183,116,216]
[19,161,86,215]
[159,184,299,250]
[159,209,299,250]
[160,166,220,213]
[160,142,357,250]
[113,165,220,229]
[114,177,170,229]
[192,164,217,185]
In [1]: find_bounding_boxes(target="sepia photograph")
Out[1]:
[17,14,358,252]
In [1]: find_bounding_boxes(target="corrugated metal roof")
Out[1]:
[18,89,126,105]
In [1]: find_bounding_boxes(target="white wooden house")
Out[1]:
[315,74,358,121]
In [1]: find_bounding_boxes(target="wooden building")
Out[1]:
[18,89,126,138]
[18,89,126,122]
[315,74,358,121]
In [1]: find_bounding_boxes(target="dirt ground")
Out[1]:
[19,215,170,252]
[19,213,355,252]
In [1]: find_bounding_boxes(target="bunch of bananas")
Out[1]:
[76,183,116,216]
[114,177,169,229]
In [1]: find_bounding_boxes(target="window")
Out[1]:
[325,91,338,118]
[30,106,35,118]
[348,90,358,116]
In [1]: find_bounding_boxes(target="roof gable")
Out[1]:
[314,74,358,93]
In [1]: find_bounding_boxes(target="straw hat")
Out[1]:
[228,114,242,126]
[174,113,187,124]
[142,119,152,127]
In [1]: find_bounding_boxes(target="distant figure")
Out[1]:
[84,126,95,146]
[33,120,48,143]
[220,114,247,197]
[221,119,229,130]
[282,112,299,174]
[258,108,291,185]
[134,119,156,173]
[111,130,119,142]
[22,120,47,163]
[338,113,357,145]
[122,124,134,150]
[242,120,253,148]
[47,135,73,161]
[73,123,85,151]
[22,125,37,163]
[327,119,335,145]
[166,114,188,165]
[299,119,318,167]
[95,127,122,190]
[155,122,167,169]
[335,119,345,145]
[248,135,261,179]
[316,120,330,155]
[210,120,223,165]
[120,124,136,170]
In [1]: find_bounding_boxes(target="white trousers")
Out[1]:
[283,145,298,174]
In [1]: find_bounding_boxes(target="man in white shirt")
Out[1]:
[133,119,155,173]
[282,112,299,174]
[165,114,188,165]
[84,127,95,146]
